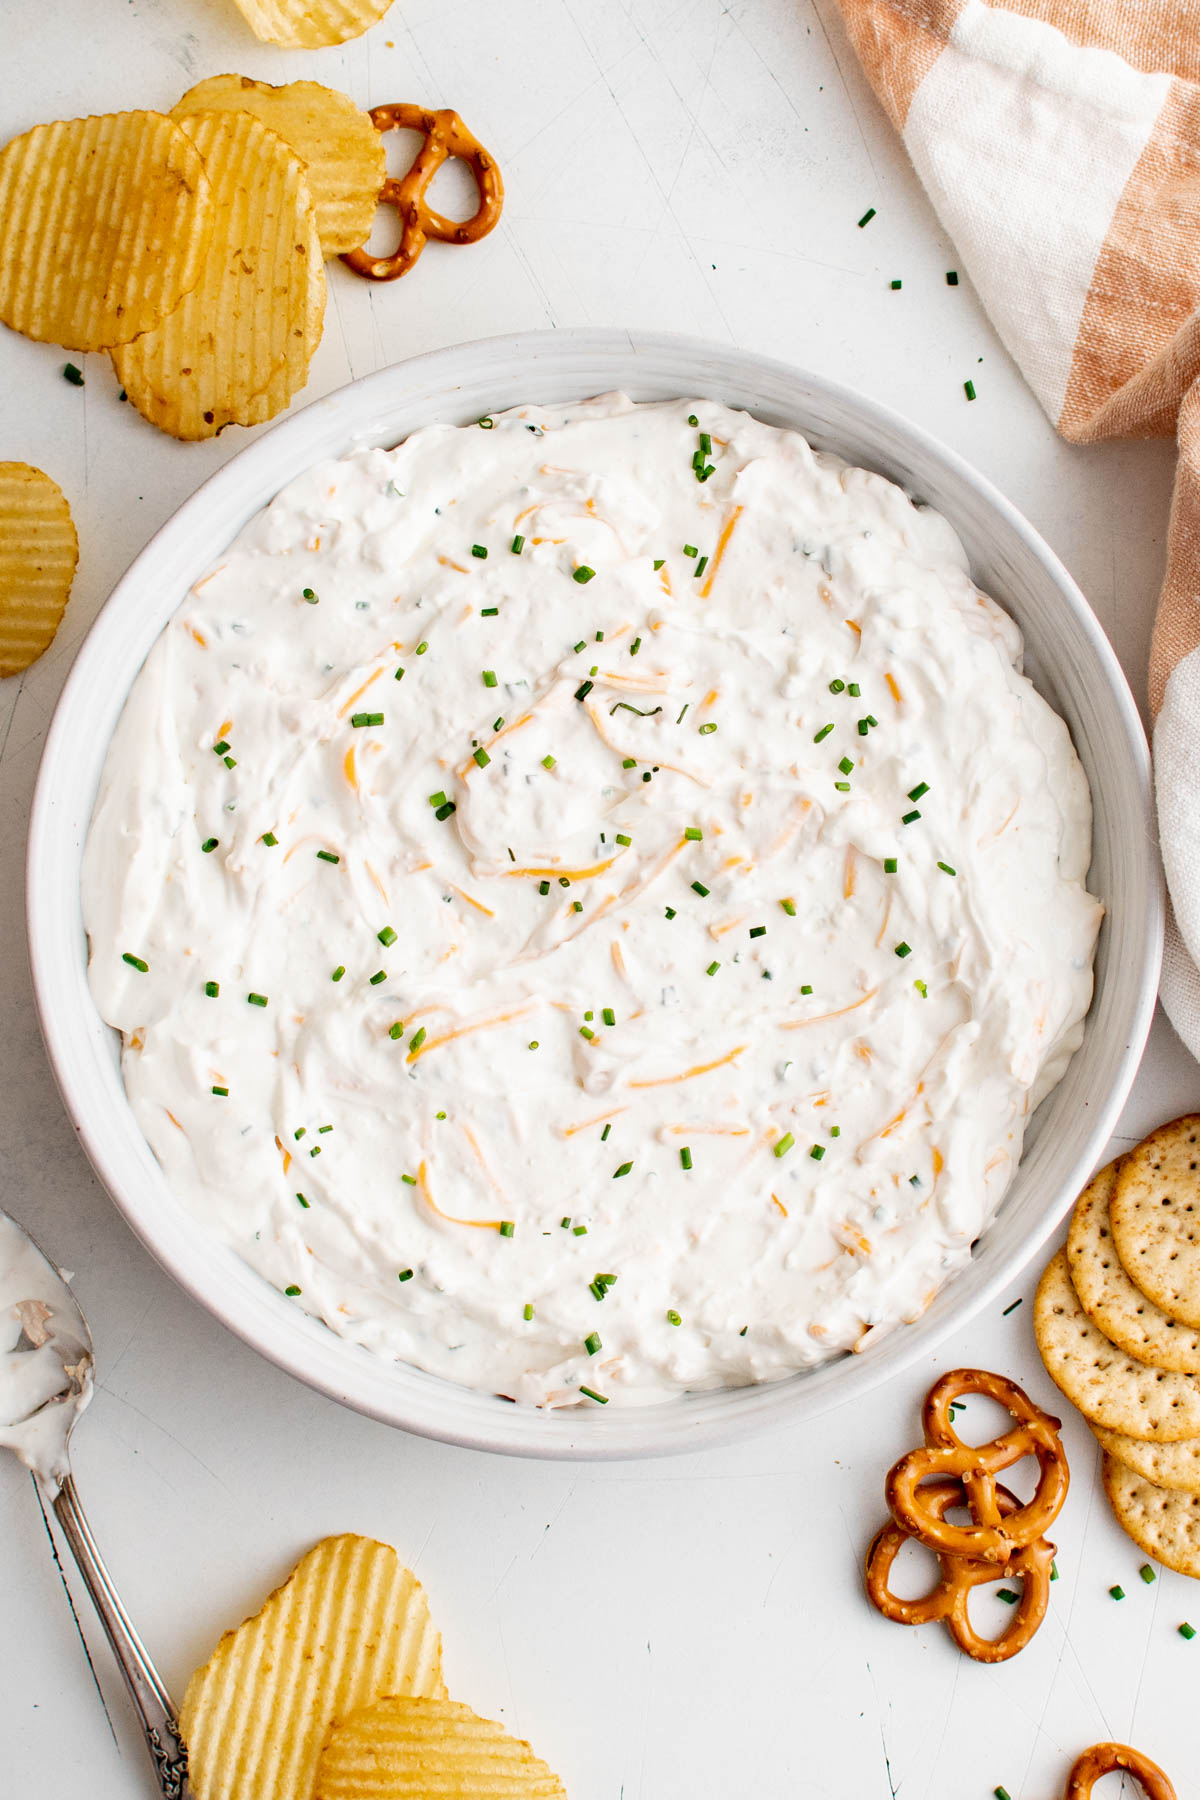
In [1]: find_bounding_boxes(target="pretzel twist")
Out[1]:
[1065,1742,1177,1800]
[885,1369,1068,1563]
[865,1477,1055,1663]
[341,104,503,282]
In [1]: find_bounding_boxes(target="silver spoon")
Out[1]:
[0,1206,192,1798]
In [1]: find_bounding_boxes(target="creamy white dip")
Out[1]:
[0,1212,92,1485]
[82,396,1101,1407]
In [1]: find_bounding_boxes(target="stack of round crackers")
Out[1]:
[1035,1116,1200,1579]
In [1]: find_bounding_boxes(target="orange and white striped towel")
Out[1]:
[833,0,1200,1059]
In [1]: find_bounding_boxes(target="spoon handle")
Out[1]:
[51,1474,192,1799]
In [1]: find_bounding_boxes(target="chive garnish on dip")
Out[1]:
[317,849,340,863]
[122,953,149,972]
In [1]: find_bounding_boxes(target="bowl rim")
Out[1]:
[26,326,1163,1459]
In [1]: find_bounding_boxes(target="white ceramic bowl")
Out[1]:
[28,329,1162,1459]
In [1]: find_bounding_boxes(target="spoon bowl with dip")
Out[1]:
[0,1207,192,1798]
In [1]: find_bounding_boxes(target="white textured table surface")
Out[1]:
[3,2,1198,1795]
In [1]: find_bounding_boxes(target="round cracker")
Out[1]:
[230,0,393,49]
[1092,1422,1200,1493]
[1033,1250,1200,1441]
[0,111,213,350]
[1068,1159,1200,1372]
[1111,1114,1200,1329]
[315,1696,567,1800]
[113,111,325,440]
[172,76,385,257]
[1102,1454,1200,1578]
[0,463,78,677]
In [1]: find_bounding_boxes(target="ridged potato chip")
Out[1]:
[113,110,325,440]
[181,1535,444,1800]
[315,1697,567,1799]
[172,76,385,257]
[230,0,393,49]
[0,111,213,350]
[0,463,78,677]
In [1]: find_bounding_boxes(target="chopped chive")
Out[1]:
[1110,1585,1125,1601]
[774,1133,795,1159]
[369,969,387,985]
[499,1220,515,1237]
[857,207,876,227]
[831,1126,841,1138]
[212,740,230,755]
[471,543,488,559]
[838,755,854,776]
[388,1021,404,1040]
[901,810,921,825]
[122,953,149,972]
[472,747,491,769]
[435,801,456,821]
[780,898,796,916]
[573,1224,588,1235]
[890,278,902,290]
[884,857,898,874]
[477,415,494,429]
[1002,1298,1023,1316]
[579,1025,595,1041]
[914,979,928,997]
[908,782,929,801]
[1140,1564,1156,1584]
[630,636,642,656]
[211,1085,228,1096]
[694,555,708,579]
[749,925,766,939]
[296,1193,310,1208]
[247,992,268,1007]
[539,880,550,896]
[858,719,869,736]
[680,1147,693,1171]
[1180,1622,1196,1639]
[615,833,632,847]
[692,881,710,897]
[542,754,557,769]
[350,711,384,727]
[1050,1562,1059,1581]
[302,587,318,603]
[223,755,237,769]
[683,543,698,558]
[829,679,846,696]
[698,722,717,735]
[574,680,593,702]
[429,790,448,808]
[309,1145,321,1158]
[201,837,219,853]
[317,849,340,863]
[996,1589,1019,1604]
[848,683,861,698]
[261,831,278,846]
[584,1332,602,1354]
[602,1007,616,1027]
[964,379,977,401]
[653,558,665,571]
[511,534,525,554]
[600,1122,612,1142]
[481,606,499,617]
[813,723,834,743]
[524,1302,534,1320]
[947,270,959,285]
[687,414,699,426]
[284,1285,302,1297]
[399,1267,414,1281]
[894,942,912,959]
[378,925,398,946]
[664,906,676,919]
[666,1309,682,1327]
[994,1789,1012,1800]
[706,961,720,977]
[395,666,405,680]
[401,1173,416,1185]
[204,980,219,997]
[63,362,84,386]
[613,1161,633,1179]
[579,1385,607,1403]
[937,861,956,876]
[331,965,345,982]
[800,984,813,995]
[683,827,704,844]
[416,640,428,655]
[834,782,851,792]
[573,566,595,584]
[482,669,498,687]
